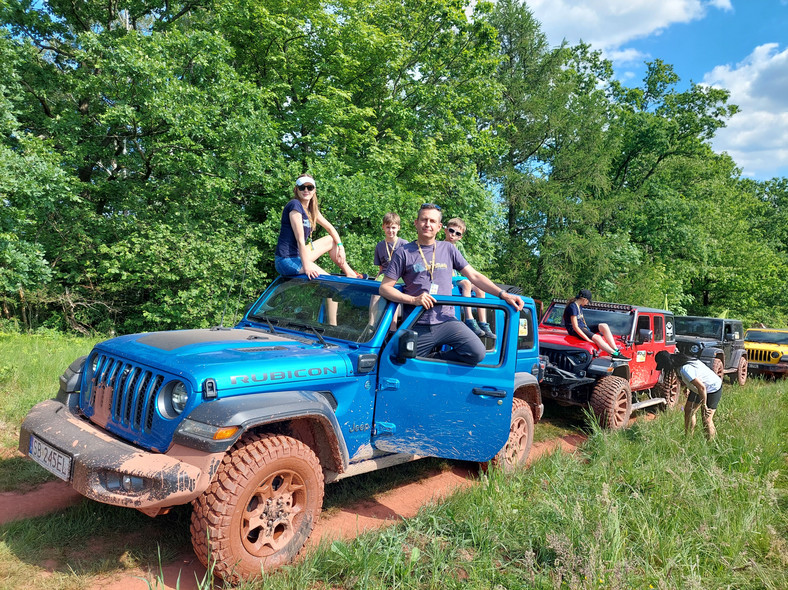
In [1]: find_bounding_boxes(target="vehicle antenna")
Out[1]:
[218,230,251,329]
[230,247,252,326]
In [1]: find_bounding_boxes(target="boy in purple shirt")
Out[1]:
[379,204,523,365]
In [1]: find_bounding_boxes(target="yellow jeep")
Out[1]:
[744,328,788,378]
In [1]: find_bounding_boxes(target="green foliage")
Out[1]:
[0,0,786,331]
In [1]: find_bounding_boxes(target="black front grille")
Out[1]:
[544,349,590,373]
[84,354,165,434]
[748,348,776,363]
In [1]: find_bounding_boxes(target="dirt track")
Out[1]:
[1,434,585,589]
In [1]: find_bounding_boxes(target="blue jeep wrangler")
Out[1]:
[19,275,542,582]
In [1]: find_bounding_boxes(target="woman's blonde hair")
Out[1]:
[293,174,319,228]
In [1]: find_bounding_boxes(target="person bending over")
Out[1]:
[656,350,723,439]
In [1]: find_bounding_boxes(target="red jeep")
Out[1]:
[538,299,680,429]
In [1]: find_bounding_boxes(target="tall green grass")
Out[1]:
[0,332,100,490]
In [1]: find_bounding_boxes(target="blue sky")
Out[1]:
[526,0,788,181]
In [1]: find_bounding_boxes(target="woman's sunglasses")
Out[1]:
[297,185,315,191]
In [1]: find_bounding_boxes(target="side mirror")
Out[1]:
[397,330,418,361]
[636,328,653,344]
[723,333,735,341]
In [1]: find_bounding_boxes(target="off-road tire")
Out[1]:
[490,398,534,471]
[190,433,324,583]
[729,356,748,386]
[712,358,724,379]
[654,370,681,410]
[590,376,632,429]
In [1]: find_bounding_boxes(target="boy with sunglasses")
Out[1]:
[379,204,523,365]
[444,218,495,340]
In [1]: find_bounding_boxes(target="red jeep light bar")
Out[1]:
[550,299,634,313]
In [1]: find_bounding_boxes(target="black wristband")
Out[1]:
[498,289,506,298]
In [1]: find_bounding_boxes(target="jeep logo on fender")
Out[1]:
[230,365,338,385]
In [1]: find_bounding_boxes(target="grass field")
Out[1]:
[1,332,786,589]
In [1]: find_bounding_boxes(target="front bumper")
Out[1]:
[19,399,223,514]
[747,361,788,375]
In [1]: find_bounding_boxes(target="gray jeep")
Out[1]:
[674,316,748,385]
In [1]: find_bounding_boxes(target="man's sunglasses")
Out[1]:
[447,227,463,237]
[297,185,315,191]
[420,203,441,210]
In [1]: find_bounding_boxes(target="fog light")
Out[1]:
[105,472,146,494]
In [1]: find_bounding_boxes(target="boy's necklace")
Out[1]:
[385,238,399,261]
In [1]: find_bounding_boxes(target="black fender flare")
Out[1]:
[172,390,349,471]
[730,348,747,364]
[514,372,543,421]
[699,346,723,362]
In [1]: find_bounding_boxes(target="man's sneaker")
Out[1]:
[465,318,485,337]
[478,321,497,339]
[611,350,631,361]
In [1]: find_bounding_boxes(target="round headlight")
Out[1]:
[159,380,190,418]
[771,351,780,360]
[90,355,99,373]
[690,344,700,354]
[171,381,189,414]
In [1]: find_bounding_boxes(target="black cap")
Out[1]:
[655,350,672,372]
[577,289,593,302]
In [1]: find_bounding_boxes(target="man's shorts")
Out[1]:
[687,387,722,409]
[274,255,302,276]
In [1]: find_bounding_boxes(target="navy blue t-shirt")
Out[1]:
[562,301,589,331]
[275,199,312,258]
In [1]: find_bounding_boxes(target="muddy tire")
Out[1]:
[712,358,724,380]
[590,376,632,429]
[490,398,534,471]
[654,370,681,410]
[190,433,324,583]
[730,356,748,386]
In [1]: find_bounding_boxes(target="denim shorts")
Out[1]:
[274,255,303,276]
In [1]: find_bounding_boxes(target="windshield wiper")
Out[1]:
[288,322,328,347]
[248,313,279,334]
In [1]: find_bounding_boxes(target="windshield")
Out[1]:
[675,317,723,339]
[543,303,634,336]
[246,277,387,344]
[745,330,788,345]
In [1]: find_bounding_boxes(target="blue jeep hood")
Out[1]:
[94,328,352,392]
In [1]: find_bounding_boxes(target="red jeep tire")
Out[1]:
[191,433,324,583]
[655,370,681,410]
[590,376,632,429]
[491,398,534,471]
[712,358,724,379]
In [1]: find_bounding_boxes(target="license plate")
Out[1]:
[28,435,72,481]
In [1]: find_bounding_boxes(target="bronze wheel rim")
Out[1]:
[242,469,307,557]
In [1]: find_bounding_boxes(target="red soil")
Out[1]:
[2,434,585,590]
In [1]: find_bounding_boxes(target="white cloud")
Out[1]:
[523,0,785,178]
[703,44,788,178]
[527,0,730,51]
